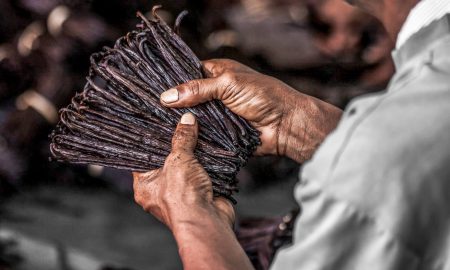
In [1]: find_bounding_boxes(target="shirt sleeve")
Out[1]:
[270,179,420,270]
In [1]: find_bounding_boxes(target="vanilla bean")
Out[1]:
[50,7,260,202]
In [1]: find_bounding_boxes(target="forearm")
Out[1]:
[172,206,254,270]
[279,93,343,163]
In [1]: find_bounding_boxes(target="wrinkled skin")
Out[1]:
[132,0,421,267]
[134,113,252,270]
[162,59,342,162]
[134,59,342,269]
[133,113,234,229]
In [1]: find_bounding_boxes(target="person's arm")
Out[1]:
[160,59,342,163]
[133,113,253,270]
[133,59,342,269]
[172,203,253,270]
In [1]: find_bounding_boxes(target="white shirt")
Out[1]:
[396,0,450,49]
[272,13,450,270]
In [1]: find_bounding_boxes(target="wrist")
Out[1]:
[171,202,251,270]
[276,96,304,162]
[277,94,342,163]
[170,200,233,234]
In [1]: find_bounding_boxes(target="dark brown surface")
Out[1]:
[50,7,260,202]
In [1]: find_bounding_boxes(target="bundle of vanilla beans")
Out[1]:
[49,6,260,202]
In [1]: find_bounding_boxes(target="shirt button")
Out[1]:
[348,107,357,116]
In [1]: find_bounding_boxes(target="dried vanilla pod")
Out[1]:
[49,6,261,202]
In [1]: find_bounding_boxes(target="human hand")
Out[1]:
[160,59,342,163]
[133,113,234,230]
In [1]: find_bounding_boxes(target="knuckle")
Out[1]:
[133,192,143,206]
[132,172,142,183]
[173,128,196,149]
[208,59,228,76]
[220,72,240,99]
[176,126,194,138]
[141,203,152,213]
[223,58,239,67]
[202,60,217,76]
[221,71,237,83]
[161,191,174,204]
[209,66,220,77]
[187,80,201,96]
[166,151,181,162]
[165,152,177,163]
[165,152,187,168]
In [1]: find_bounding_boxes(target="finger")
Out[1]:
[161,59,256,108]
[132,170,159,190]
[132,170,159,181]
[160,77,224,108]
[202,59,228,77]
[171,112,198,154]
[132,170,159,208]
[203,59,256,77]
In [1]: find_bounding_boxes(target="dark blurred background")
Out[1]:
[0,0,394,269]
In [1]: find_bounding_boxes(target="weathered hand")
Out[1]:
[160,59,342,163]
[133,113,234,230]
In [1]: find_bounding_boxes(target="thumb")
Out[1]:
[171,112,198,154]
[160,78,225,108]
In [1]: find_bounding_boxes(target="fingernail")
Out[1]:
[180,113,195,125]
[161,88,179,103]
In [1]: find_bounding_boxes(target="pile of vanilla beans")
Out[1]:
[50,7,260,202]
